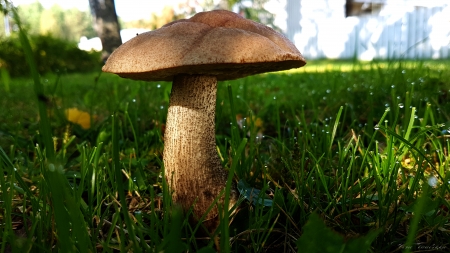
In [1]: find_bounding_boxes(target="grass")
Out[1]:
[1,6,450,253]
[2,57,450,252]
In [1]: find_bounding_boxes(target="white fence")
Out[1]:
[284,1,450,60]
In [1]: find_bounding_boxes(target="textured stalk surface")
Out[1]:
[164,74,234,229]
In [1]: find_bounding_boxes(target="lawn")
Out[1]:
[1,56,450,252]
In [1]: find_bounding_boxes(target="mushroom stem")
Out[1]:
[164,74,235,229]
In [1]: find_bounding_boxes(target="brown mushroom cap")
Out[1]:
[102,10,306,81]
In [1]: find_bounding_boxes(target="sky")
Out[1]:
[11,0,187,21]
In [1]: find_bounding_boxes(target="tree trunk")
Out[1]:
[89,0,122,61]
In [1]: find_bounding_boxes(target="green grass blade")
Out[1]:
[0,161,15,252]
[227,84,241,148]
[11,6,54,160]
[403,184,431,253]
[0,68,11,93]
[111,113,140,252]
[221,137,248,252]
[329,106,343,152]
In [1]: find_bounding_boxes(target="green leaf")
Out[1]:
[345,230,381,253]
[297,213,380,253]
[297,213,344,253]
[237,179,273,207]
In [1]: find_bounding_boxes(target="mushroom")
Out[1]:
[102,10,306,232]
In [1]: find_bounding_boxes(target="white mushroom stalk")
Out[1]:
[164,74,235,226]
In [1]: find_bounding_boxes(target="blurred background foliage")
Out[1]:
[0,33,101,77]
[0,1,96,41]
[0,1,101,76]
[0,0,279,38]
[0,0,282,76]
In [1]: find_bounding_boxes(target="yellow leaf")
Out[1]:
[65,108,91,129]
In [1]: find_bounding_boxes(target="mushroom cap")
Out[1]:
[102,10,306,81]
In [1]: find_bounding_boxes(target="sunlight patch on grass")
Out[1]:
[283,59,450,74]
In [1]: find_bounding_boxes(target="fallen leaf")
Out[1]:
[65,108,91,129]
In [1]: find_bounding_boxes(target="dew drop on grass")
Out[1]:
[157,84,161,88]
[428,176,437,187]
[374,125,380,130]
[132,99,136,103]
[398,103,404,108]
[326,89,331,93]
[57,164,64,174]
[273,96,276,100]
